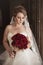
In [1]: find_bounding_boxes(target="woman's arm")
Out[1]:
[26,26,37,51]
[27,37,32,49]
[3,26,11,51]
[26,26,33,49]
[3,25,14,58]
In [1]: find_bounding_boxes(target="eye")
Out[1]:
[22,17,24,19]
[17,17,24,19]
[17,17,20,19]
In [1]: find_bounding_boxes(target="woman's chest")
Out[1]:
[10,26,26,33]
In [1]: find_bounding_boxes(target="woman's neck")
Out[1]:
[12,22,23,28]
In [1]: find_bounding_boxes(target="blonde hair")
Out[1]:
[12,5,27,17]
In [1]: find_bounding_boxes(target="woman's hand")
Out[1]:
[7,48,16,58]
[27,43,31,49]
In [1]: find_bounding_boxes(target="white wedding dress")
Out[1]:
[0,32,42,65]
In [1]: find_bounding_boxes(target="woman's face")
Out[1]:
[14,12,25,25]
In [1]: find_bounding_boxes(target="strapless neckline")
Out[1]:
[8,32,28,37]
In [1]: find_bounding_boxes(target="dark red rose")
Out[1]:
[11,33,30,49]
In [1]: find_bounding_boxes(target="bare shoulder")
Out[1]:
[4,24,12,34]
[5,25,12,30]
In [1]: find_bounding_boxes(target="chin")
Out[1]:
[18,22,22,25]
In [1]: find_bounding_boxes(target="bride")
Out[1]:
[0,5,42,65]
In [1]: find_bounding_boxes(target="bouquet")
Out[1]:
[11,33,30,49]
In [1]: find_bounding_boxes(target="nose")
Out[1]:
[20,18,21,21]
[20,18,22,21]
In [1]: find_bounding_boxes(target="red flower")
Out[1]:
[11,33,30,49]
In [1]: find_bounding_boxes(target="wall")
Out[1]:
[40,0,43,60]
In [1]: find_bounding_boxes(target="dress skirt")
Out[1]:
[0,48,42,65]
